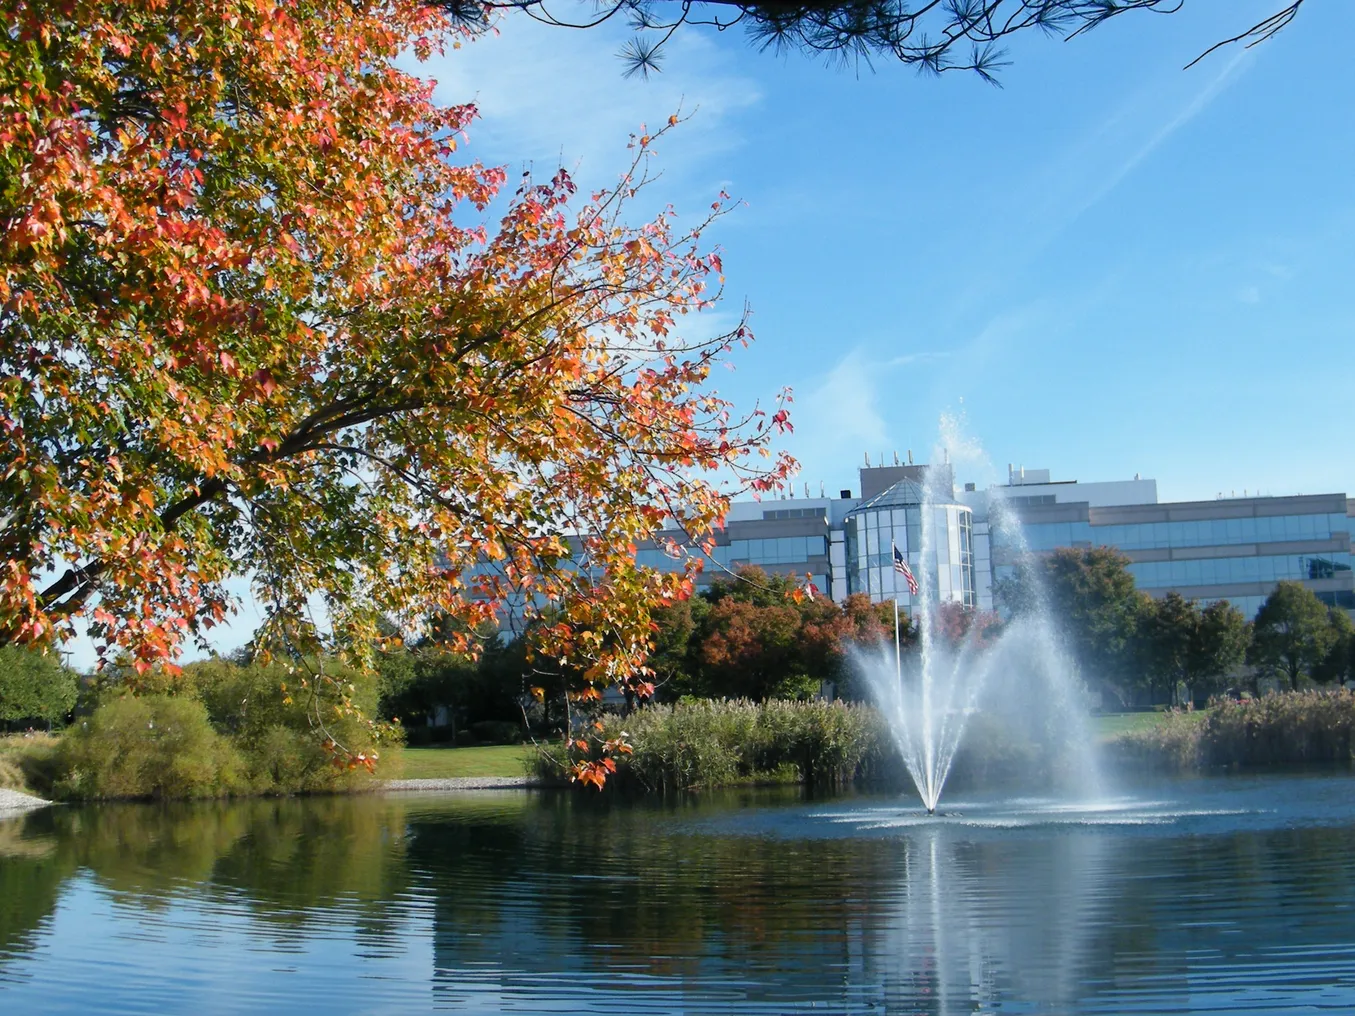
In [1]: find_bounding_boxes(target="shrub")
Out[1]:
[0,732,62,795]
[538,698,883,793]
[1106,690,1355,770]
[469,720,523,745]
[1106,710,1206,771]
[50,658,403,800]
[185,658,397,794]
[1206,691,1355,766]
[55,695,246,800]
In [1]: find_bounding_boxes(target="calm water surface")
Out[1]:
[3,772,1355,1014]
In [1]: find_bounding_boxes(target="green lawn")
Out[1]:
[396,743,540,780]
[398,718,1195,776]
[1093,710,1208,741]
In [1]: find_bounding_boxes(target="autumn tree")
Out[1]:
[671,567,884,700]
[932,601,1002,652]
[1248,582,1334,692]
[1,0,792,773]
[432,0,1307,79]
[840,591,903,649]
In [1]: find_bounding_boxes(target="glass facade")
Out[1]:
[1020,520,1094,551]
[995,504,1355,620]
[636,535,829,573]
[1127,553,1353,589]
[1091,513,1346,550]
[844,487,974,607]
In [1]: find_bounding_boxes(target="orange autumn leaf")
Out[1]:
[0,1,795,735]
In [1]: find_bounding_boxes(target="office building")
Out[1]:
[640,460,1355,619]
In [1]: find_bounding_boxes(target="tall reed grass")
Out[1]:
[1110,690,1355,770]
[536,699,882,794]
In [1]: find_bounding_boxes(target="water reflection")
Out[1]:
[2,778,1355,1013]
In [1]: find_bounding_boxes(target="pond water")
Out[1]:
[3,772,1355,1014]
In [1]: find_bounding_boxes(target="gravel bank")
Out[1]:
[383,776,546,792]
[0,787,51,819]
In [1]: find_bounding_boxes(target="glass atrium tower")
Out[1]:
[844,478,975,608]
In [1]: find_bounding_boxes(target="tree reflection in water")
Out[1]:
[2,783,1355,1013]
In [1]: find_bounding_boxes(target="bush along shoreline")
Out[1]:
[530,697,1095,796]
[11,678,1355,801]
[1107,690,1355,771]
[538,690,1355,794]
[25,658,402,801]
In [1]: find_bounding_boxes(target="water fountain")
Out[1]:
[853,429,1100,814]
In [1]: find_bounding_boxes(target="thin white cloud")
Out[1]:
[783,349,891,490]
[1062,47,1252,229]
[412,14,761,199]
[939,47,1255,328]
[883,350,953,368]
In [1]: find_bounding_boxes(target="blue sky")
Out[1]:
[421,0,1355,503]
[70,3,1355,668]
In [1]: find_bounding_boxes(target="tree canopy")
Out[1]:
[1248,581,1335,692]
[645,567,903,700]
[1315,609,1355,689]
[1,0,792,710]
[432,0,1307,79]
[996,545,1145,697]
[0,644,79,726]
[1136,593,1249,707]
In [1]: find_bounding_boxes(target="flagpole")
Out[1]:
[893,596,902,684]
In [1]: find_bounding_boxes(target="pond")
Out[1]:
[3,772,1355,1014]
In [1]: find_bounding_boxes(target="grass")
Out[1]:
[395,743,539,780]
[0,732,62,796]
[1093,710,1204,741]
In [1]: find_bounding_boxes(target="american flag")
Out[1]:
[892,543,919,596]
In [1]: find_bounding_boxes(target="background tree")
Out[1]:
[1186,599,1250,703]
[1,0,792,741]
[1314,608,1355,688]
[933,601,1002,653]
[646,597,708,699]
[996,546,1145,701]
[1137,594,1250,707]
[697,595,811,699]
[1136,592,1196,708]
[1248,581,1334,692]
[0,645,79,729]
[676,567,896,700]
[434,0,1306,80]
[840,592,904,649]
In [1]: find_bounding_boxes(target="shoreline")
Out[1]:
[382,776,546,792]
[0,787,52,819]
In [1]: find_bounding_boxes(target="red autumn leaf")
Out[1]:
[0,1,794,754]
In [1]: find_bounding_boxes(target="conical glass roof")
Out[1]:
[844,478,927,517]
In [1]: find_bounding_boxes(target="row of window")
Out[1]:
[1010,521,1093,552]
[847,508,973,556]
[727,536,829,564]
[1093,513,1345,551]
[1006,513,1349,555]
[1127,553,1353,590]
[1161,588,1354,622]
[851,563,974,605]
[762,508,826,521]
[635,535,829,571]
